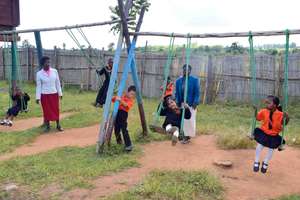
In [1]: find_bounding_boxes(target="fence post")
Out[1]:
[87,47,92,90]
[140,40,148,94]
[205,55,214,104]
[1,48,5,80]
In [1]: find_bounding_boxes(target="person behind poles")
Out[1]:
[94,58,113,107]
[253,95,289,174]
[36,56,63,133]
[160,76,174,101]
[112,85,136,152]
[175,64,200,144]
[158,96,191,145]
[0,87,30,126]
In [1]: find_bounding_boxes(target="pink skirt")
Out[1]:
[41,93,60,121]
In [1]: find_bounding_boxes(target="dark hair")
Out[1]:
[108,58,113,63]
[40,56,50,66]
[163,96,175,108]
[267,95,282,111]
[128,85,136,92]
[167,76,171,82]
[182,64,192,70]
[267,95,282,129]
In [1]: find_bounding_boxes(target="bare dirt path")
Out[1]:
[1,126,300,200]
[0,124,98,161]
[62,135,300,200]
[0,112,73,133]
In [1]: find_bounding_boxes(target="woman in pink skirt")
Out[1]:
[36,56,63,132]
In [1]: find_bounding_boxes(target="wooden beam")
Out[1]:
[129,29,300,38]
[0,18,134,35]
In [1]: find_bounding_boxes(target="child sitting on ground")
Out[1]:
[112,85,136,152]
[253,95,289,174]
[0,87,30,126]
[158,96,191,145]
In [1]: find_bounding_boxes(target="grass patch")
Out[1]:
[273,195,300,200]
[0,145,140,191]
[104,170,223,200]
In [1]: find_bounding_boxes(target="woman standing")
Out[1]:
[36,56,63,132]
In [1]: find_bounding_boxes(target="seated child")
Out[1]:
[0,87,30,126]
[158,96,191,145]
[253,95,289,174]
[112,85,136,152]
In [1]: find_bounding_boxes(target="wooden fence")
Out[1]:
[0,47,299,102]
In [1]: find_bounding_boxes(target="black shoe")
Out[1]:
[56,125,64,132]
[253,162,260,172]
[125,145,133,152]
[44,126,50,133]
[261,162,268,174]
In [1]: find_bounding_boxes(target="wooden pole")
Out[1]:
[117,1,148,136]
[96,0,133,153]
[129,29,300,38]
[141,40,148,93]
[0,18,134,35]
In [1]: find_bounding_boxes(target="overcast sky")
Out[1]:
[16,0,300,49]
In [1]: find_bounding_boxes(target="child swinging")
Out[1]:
[252,95,289,173]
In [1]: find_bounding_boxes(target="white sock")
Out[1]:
[255,143,264,163]
[263,148,274,165]
[166,124,172,132]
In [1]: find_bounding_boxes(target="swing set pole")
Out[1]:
[0,18,134,35]
[129,29,300,38]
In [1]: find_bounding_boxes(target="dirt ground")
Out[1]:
[1,122,300,200]
[0,112,73,133]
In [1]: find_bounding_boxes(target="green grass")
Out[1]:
[273,195,300,200]
[0,145,140,191]
[104,170,223,200]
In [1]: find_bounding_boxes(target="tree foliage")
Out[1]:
[109,0,151,34]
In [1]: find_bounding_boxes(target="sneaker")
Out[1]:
[6,120,13,127]
[0,120,6,125]
[125,145,133,152]
[261,162,268,174]
[253,162,260,172]
[181,136,191,144]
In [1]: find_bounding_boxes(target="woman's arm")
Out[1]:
[36,72,42,101]
[55,70,63,97]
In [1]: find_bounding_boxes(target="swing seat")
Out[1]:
[149,124,167,135]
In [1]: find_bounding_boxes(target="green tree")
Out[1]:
[109,0,151,34]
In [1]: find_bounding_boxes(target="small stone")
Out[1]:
[4,184,18,192]
[213,160,233,168]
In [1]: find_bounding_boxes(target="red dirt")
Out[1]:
[0,124,98,161]
[1,127,300,200]
[0,112,73,133]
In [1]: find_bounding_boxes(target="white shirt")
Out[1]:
[36,68,63,100]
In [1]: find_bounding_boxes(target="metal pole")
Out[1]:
[34,31,43,68]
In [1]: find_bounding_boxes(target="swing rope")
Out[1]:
[249,32,258,137]
[12,33,26,112]
[179,36,192,136]
[154,35,175,123]
[3,34,12,108]
[281,29,289,145]
[65,29,95,66]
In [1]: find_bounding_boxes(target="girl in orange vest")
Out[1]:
[253,95,289,173]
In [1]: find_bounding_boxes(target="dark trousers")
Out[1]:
[114,110,132,147]
[95,82,109,105]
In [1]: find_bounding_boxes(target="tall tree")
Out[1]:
[109,0,150,34]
